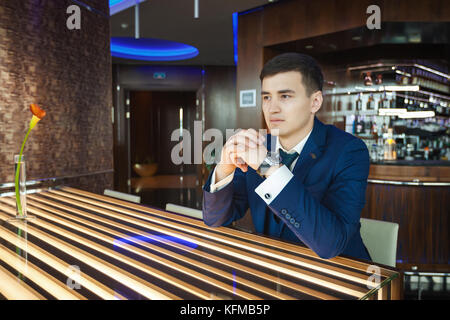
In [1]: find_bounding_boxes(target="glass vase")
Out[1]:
[10,154,34,221]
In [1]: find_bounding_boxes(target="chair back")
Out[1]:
[104,189,141,204]
[165,203,203,219]
[360,217,399,267]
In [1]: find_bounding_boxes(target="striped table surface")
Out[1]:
[0,187,401,300]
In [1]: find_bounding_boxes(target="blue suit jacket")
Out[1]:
[202,117,372,261]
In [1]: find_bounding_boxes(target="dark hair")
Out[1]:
[259,52,324,96]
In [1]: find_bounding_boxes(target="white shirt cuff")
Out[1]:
[255,165,293,205]
[209,167,235,193]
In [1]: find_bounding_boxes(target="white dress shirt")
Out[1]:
[209,129,313,205]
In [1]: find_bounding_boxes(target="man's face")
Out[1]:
[261,71,320,139]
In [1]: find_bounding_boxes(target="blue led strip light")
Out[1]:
[109,0,124,5]
[233,12,238,65]
[110,0,146,16]
[70,0,108,17]
[111,37,199,61]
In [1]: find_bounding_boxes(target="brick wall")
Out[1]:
[0,0,113,193]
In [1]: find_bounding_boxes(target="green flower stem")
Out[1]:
[15,126,32,217]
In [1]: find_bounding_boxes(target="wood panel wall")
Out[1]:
[263,0,450,47]
[0,0,113,193]
[236,9,265,130]
[204,66,237,136]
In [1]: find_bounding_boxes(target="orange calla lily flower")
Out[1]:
[29,103,46,130]
[30,103,46,119]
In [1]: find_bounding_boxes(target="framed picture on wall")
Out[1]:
[240,89,256,108]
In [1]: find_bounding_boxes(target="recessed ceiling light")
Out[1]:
[352,36,362,41]
[121,23,128,29]
[305,45,314,49]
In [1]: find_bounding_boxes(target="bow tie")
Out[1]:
[279,149,299,169]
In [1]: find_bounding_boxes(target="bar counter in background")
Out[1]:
[0,187,401,300]
[363,162,449,272]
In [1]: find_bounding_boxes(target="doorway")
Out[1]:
[129,90,202,210]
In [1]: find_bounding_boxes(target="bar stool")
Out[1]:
[165,203,203,219]
[360,217,399,267]
[104,189,141,204]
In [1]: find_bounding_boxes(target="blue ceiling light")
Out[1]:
[111,37,199,61]
[232,12,238,65]
[109,0,146,15]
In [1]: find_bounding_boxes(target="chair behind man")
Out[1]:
[104,189,141,204]
[165,203,203,219]
[360,218,399,267]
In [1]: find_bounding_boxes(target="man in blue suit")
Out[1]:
[202,53,371,261]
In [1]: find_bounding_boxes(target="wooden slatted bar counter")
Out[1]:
[0,187,401,300]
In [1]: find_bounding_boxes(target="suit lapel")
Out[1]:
[292,117,327,183]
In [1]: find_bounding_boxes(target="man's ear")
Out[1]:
[311,91,323,114]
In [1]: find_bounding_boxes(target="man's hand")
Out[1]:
[215,129,267,182]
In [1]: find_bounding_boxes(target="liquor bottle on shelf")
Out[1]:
[371,120,378,140]
[411,67,419,85]
[364,117,372,135]
[384,128,397,160]
[379,91,390,109]
[405,143,414,161]
[367,94,375,110]
[424,146,430,161]
[356,93,363,111]
[370,144,378,162]
[353,116,365,135]
[400,74,409,85]
[381,123,388,135]
[389,94,397,108]
[364,72,373,86]
[375,74,383,85]
[347,101,353,111]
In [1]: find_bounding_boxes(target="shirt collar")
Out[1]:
[275,129,313,155]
